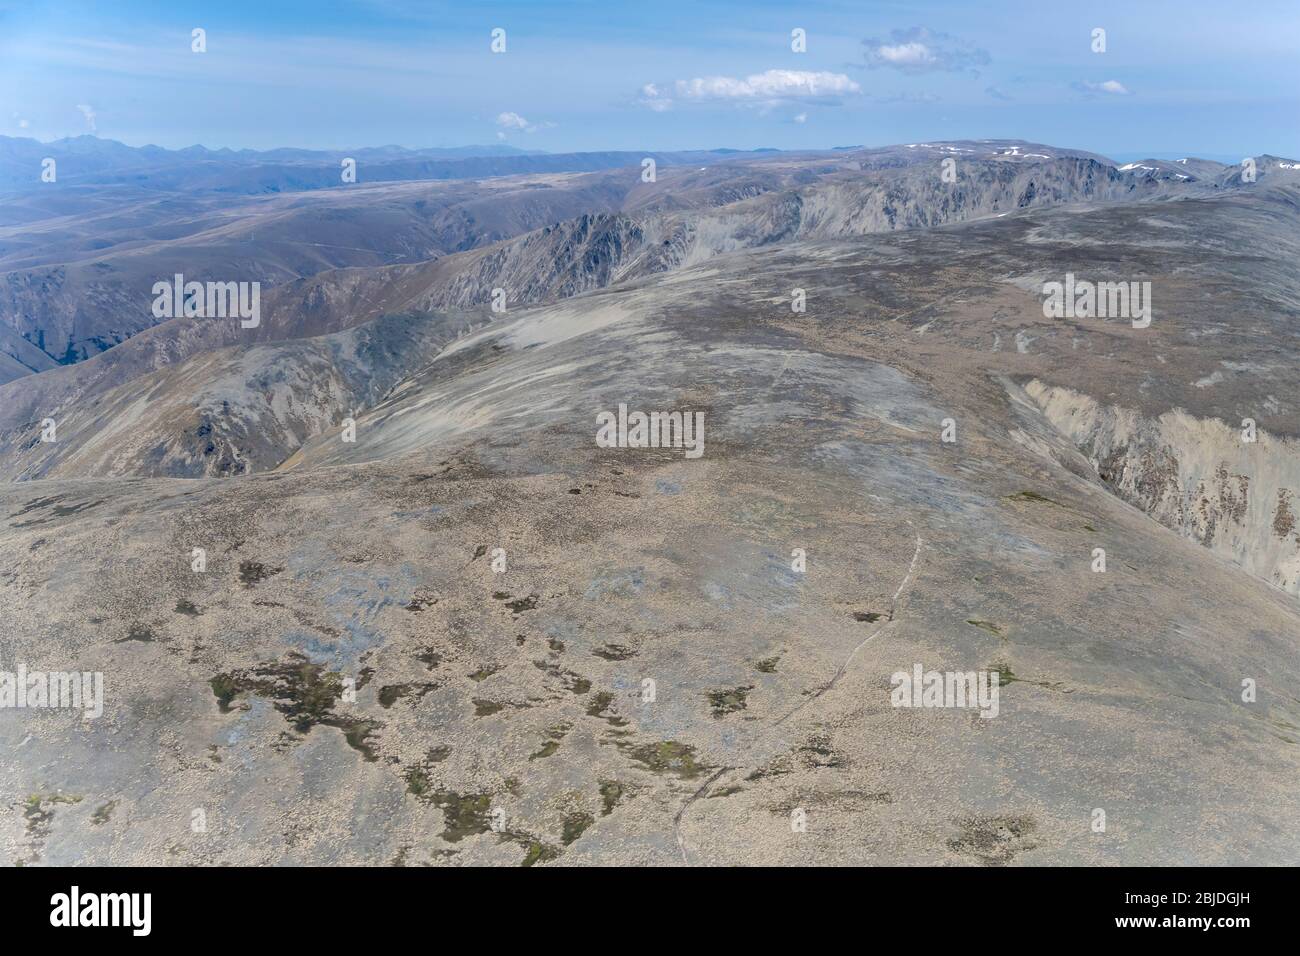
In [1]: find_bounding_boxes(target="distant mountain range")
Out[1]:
[3,137,1297,388]
[0,135,789,194]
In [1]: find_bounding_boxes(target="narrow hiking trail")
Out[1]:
[675,528,925,864]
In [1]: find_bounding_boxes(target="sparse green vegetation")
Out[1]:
[707,685,754,718]
[209,655,383,759]
[378,682,437,708]
[586,690,627,726]
[429,791,493,842]
[598,780,627,816]
[519,841,558,867]
[209,674,241,712]
[238,560,283,587]
[561,811,594,845]
[624,740,709,779]
[529,722,572,760]
[404,766,431,798]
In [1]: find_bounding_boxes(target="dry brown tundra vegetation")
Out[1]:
[2,134,1299,866]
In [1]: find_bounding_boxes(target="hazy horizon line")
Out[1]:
[4,131,1285,166]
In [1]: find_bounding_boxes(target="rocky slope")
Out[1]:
[3,144,1300,865]
[5,140,1263,378]
[4,195,1299,865]
[261,153,1210,326]
[1024,380,1300,596]
[6,167,1300,484]
[0,172,640,366]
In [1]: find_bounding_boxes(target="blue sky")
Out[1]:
[2,0,1297,159]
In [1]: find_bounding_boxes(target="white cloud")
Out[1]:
[640,83,673,111]
[640,69,859,112]
[75,103,97,132]
[863,28,988,74]
[676,69,860,102]
[1075,79,1130,95]
[794,112,807,123]
[495,111,555,134]
[876,42,935,68]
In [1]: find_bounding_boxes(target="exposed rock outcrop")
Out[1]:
[1025,378,1300,595]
